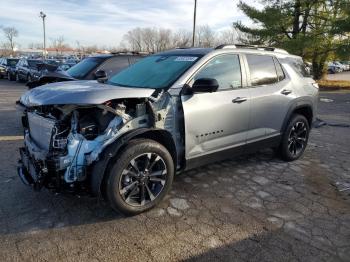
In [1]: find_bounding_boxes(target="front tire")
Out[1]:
[279,114,310,161]
[106,139,174,215]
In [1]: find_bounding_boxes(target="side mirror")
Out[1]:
[94,70,107,80]
[192,78,219,93]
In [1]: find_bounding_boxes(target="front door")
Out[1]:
[181,54,250,160]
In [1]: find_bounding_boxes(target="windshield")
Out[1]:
[7,59,19,67]
[108,55,201,89]
[28,60,40,67]
[67,57,103,79]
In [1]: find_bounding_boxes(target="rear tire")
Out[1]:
[279,114,310,161]
[106,139,174,215]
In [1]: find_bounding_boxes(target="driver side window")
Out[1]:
[192,54,242,90]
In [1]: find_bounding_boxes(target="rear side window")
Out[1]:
[99,56,142,78]
[246,54,278,86]
[283,57,311,77]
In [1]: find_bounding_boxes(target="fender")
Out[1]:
[90,128,177,196]
[281,97,314,133]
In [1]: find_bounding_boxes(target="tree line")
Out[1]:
[0,26,19,56]
[121,25,240,52]
[235,0,350,79]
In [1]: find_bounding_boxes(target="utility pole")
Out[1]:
[39,11,47,60]
[192,0,197,47]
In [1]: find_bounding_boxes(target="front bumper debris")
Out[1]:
[18,147,48,191]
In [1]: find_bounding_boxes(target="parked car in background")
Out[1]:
[27,53,146,88]
[44,59,61,66]
[15,59,42,82]
[333,61,346,72]
[64,58,79,65]
[339,61,350,71]
[58,60,77,71]
[328,62,342,74]
[0,57,19,80]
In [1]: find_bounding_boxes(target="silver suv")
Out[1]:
[17,45,319,215]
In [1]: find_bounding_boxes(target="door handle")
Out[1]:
[232,97,247,103]
[281,89,292,95]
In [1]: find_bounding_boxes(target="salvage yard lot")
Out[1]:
[0,80,349,261]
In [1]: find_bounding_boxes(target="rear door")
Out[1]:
[243,54,295,142]
[181,53,251,160]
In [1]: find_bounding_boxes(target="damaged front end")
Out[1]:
[18,99,153,193]
[17,83,159,193]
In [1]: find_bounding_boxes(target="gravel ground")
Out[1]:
[0,80,349,262]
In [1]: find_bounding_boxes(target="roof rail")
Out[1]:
[214,44,289,54]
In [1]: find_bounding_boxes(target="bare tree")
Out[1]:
[142,28,157,53]
[85,45,98,54]
[122,25,221,51]
[50,36,67,56]
[0,42,12,56]
[172,29,192,48]
[75,40,87,58]
[217,27,239,45]
[196,25,216,47]
[124,28,143,52]
[3,27,18,54]
[116,41,129,52]
[56,36,66,55]
[156,28,172,51]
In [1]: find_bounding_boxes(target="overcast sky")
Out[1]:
[0,0,256,48]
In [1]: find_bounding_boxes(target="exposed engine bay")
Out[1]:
[18,90,184,194]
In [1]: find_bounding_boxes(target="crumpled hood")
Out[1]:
[20,80,156,107]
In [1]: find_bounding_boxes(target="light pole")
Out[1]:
[192,0,197,47]
[39,11,47,59]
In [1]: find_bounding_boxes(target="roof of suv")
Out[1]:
[159,48,213,56]
[157,45,300,59]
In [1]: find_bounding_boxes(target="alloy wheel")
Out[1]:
[119,153,167,207]
[288,121,307,156]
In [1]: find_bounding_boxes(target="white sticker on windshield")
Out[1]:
[174,56,198,62]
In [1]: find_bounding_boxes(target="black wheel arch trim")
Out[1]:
[281,97,314,133]
[90,128,177,197]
